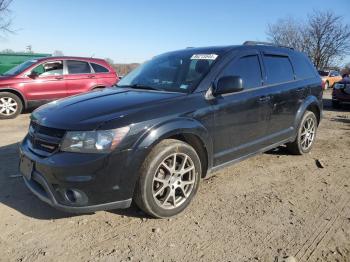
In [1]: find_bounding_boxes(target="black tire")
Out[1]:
[332,100,341,109]
[0,92,23,119]
[286,111,318,155]
[92,86,105,91]
[134,139,201,218]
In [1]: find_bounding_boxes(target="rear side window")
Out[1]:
[91,63,109,73]
[221,55,262,89]
[292,53,316,79]
[67,60,91,74]
[263,55,294,84]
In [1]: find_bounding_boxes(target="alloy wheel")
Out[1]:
[152,153,196,209]
[300,117,316,151]
[0,97,18,116]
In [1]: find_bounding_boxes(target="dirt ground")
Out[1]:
[0,90,349,262]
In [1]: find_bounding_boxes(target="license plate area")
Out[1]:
[19,155,33,180]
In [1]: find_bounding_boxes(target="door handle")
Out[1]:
[88,75,96,78]
[258,96,271,103]
[55,76,63,80]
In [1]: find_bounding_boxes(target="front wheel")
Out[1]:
[287,111,318,155]
[0,92,23,119]
[134,139,201,218]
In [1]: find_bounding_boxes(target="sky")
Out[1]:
[1,0,350,64]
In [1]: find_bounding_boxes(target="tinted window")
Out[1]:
[117,50,222,93]
[32,61,63,77]
[67,61,91,74]
[264,55,294,84]
[292,53,316,79]
[221,55,262,89]
[91,63,109,73]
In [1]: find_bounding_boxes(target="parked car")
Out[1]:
[19,42,322,218]
[332,78,350,108]
[318,70,342,89]
[0,56,118,119]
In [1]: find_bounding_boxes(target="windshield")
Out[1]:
[117,51,220,93]
[318,70,328,77]
[2,59,38,76]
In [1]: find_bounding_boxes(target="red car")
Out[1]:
[0,57,118,119]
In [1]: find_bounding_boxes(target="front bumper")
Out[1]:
[19,135,144,213]
[23,173,131,213]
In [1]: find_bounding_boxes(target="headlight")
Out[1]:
[334,83,345,89]
[61,127,130,153]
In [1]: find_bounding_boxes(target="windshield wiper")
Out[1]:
[117,84,160,91]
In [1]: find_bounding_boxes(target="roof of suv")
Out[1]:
[171,44,298,57]
[34,56,109,64]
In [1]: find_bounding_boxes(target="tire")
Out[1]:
[286,111,318,155]
[324,81,329,90]
[0,92,23,119]
[332,100,341,109]
[92,86,105,91]
[134,139,201,218]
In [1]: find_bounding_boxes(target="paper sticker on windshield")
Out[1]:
[191,54,218,60]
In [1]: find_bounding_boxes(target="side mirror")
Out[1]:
[214,76,243,95]
[27,71,39,79]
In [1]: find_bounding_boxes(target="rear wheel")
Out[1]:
[286,111,317,155]
[134,139,201,218]
[0,92,23,119]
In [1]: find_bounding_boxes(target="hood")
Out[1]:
[0,75,14,83]
[32,87,183,130]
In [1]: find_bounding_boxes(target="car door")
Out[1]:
[22,60,66,101]
[212,51,271,166]
[260,52,301,146]
[64,60,97,96]
[90,62,117,87]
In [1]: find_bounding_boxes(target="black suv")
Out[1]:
[19,42,322,218]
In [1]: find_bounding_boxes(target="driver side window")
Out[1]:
[221,55,262,89]
[31,61,63,77]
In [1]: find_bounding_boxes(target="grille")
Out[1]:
[28,121,66,155]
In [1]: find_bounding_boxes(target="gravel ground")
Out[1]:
[0,90,349,262]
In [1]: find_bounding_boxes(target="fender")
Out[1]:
[0,87,28,108]
[294,95,322,130]
[132,117,214,170]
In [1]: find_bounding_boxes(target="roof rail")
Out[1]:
[243,41,294,50]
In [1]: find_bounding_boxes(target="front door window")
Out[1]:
[31,61,63,77]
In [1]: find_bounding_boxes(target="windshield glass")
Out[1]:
[117,51,220,93]
[318,70,328,77]
[2,59,38,76]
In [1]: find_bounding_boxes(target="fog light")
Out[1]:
[65,189,77,203]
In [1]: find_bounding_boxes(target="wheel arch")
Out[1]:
[133,118,213,178]
[294,96,322,130]
[0,88,27,109]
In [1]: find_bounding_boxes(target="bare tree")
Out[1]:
[0,0,13,36]
[267,10,350,69]
[1,48,14,53]
[267,17,308,52]
[53,50,64,56]
[104,58,114,65]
